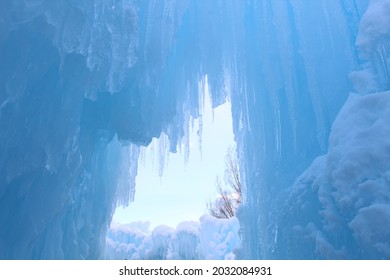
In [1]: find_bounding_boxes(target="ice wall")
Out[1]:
[270,0,390,259]
[281,91,390,259]
[0,0,233,259]
[210,0,371,259]
[0,0,193,259]
[1,0,389,259]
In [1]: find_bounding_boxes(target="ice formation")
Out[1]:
[106,215,240,260]
[1,0,390,259]
[278,91,390,259]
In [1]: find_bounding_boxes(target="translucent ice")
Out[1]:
[1,0,390,260]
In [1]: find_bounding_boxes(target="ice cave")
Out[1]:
[1,0,390,259]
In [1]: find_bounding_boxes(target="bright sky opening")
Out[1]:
[113,79,235,229]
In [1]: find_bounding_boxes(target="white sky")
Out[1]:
[113,81,235,229]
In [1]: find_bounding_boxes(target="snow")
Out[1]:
[167,221,200,260]
[349,204,390,255]
[355,0,390,91]
[197,215,240,260]
[1,0,390,260]
[269,0,390,258]
[356,0,390,56]
[106,215,240,260]
[283,91,390,259]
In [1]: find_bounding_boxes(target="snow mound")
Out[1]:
[286,91,390,259]
[357,0,390,56]
[106,215,240,260]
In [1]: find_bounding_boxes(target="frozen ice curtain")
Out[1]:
[0,0,389,259]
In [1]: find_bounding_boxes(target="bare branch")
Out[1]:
[207,147,242,219]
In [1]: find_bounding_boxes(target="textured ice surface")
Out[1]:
[1,0,389,259]
[357,0,390,56]
[106,215,240,260]
[278,91,390,259]
[0,0,207,259]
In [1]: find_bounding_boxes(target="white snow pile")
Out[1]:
[356,0,390,56]
[293,91,390,258]
[350,0,390,95]
[105,215,240,260]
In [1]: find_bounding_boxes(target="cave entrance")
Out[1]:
[112,81,236,230]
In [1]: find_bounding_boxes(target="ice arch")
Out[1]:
[1,0,390,259]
